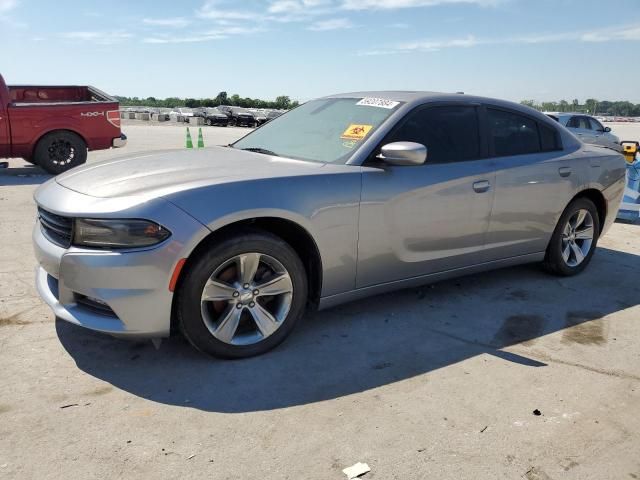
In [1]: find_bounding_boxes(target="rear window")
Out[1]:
[488,108,539,156]
[488,108,561,157]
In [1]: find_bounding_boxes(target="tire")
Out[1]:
[206,119,212,126]
[33,131,87,175]
[543,197,600,276]
[177,230,308,358]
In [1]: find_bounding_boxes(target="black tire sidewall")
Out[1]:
[177,231,308,359]
[546,198,600,276]
[34,131,87,175]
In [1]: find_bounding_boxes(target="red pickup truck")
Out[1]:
[0,73,126,174]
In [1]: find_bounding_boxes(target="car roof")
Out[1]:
[323,91,558,126]
[544,112,590,118]
[324,90,455,103]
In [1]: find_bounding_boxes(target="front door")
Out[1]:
[357,104,495,288]
[567,115,596,144]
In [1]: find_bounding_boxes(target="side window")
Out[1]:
[589,117,604,132]
[385,105,480,163]
[487,108,540,157]
[539,123,561,151]
[567,116,580,128]
[579,117,592,130]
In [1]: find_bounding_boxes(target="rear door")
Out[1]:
[357,104,496,287]
[484,107,582,260]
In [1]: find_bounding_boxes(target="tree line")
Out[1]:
[116,91,299,110]
[520,99,640,117]
[116,92,640,117]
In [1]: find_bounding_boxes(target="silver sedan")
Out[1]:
[33,92,627,358]
[545,112,622,152]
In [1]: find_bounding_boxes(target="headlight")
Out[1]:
[73,218,171,249]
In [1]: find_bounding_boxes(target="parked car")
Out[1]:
[0,73,126,174]
[253,110,269,126]
[199,108,230,127]
[545,112,622,152]
[266,110,284,122]
[168,107,195,118]
[229,107,257,127]
[33,92,626,358]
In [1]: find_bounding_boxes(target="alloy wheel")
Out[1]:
[200,253,293,345]
[561,209,594,267]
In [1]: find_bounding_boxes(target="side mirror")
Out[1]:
[604,126,611,133]
[377,142,427,166]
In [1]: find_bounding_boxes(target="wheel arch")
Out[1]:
[170,216,323,334]
[571,188,607,233]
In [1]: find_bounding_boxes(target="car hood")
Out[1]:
[55,147,334,198]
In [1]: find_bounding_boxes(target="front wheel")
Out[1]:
[206,119,212,126]
[543,198,600,276]
[177,230,308,358]
[33,131,87,174]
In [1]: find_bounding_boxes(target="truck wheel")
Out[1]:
[34,131,87,175]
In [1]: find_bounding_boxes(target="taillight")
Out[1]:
[107,110,121,128]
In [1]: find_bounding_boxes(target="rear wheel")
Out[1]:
[177,230,308,358]
[33,131,87,174]
[543,198,600,276]
[206,119,213,126]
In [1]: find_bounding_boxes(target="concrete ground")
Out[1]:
[0,122,639,480]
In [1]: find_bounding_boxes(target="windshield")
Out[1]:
[232,97,402,164]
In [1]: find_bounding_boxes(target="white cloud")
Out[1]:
[308,17,354,31]
[143,17,190,28]
[268,0,332,14]
[196,1,262,21]
[341,0,502,10]
[61,31,134,45]
[360,23,640,55]
[143,34,226,44]
[205,25,266,35]
[144,25,265,44]
[0,0,17,13]
[580,24,640,43]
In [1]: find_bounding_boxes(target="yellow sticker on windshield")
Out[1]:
[341,124,373,141]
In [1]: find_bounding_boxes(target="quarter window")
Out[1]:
[539,123,560,151]
[384,106,480,163]
[487,108,540,156]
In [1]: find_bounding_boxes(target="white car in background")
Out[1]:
[545,112,622,152]
[169,107,195,118]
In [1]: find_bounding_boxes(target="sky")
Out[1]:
[1,0,640,103]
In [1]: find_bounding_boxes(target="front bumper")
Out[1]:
[32,183,210,338]
[112,133,127,148]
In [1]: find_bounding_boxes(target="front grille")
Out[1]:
[38,207,73,248]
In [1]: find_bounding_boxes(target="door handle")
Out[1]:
[558,167,572,177]
[473,180,491,193]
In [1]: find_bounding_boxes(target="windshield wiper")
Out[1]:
[240,147,280,157]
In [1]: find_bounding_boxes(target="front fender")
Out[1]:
[163,173,362,297]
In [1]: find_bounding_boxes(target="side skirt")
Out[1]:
[318,252,545,311]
